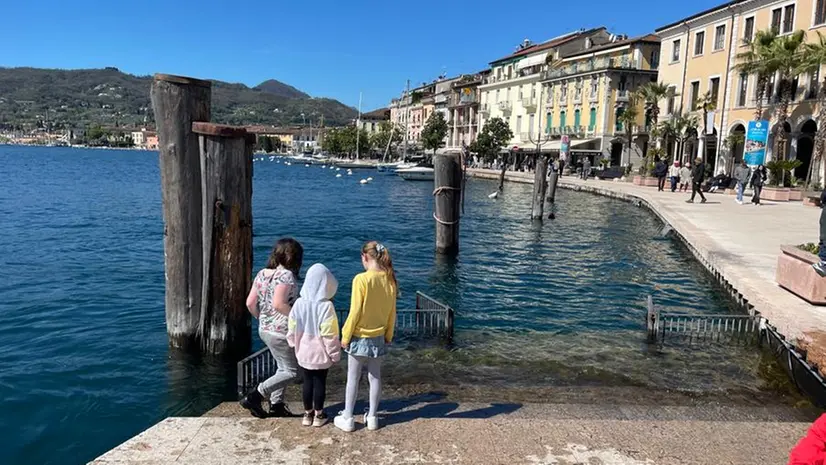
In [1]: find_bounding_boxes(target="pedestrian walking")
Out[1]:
[686,157,707,203]
[732,159,750,205]
[654,156,668,191]
[679,163,692,192]
[751,164,767,205]
[668,161,681,192]
[581,158,591,180]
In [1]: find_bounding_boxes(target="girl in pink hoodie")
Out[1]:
[287,263,341,427]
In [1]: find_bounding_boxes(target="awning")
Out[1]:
[536,138,599,151]
[516,52,548,70]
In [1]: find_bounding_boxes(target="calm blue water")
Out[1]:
[0,146,795,464]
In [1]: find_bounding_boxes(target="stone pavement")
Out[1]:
[91,402,813,465]
[468,169,825,348]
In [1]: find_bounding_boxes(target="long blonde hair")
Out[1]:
[362,241,398,291]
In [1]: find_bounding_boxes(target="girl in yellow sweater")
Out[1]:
[334,241,397,432]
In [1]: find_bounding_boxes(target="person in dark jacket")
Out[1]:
[686,157,707,203]
[750,164,767,205]
[654,157,668,191]
[814,188,826,276]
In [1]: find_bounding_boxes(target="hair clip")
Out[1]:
[375,243,386,254]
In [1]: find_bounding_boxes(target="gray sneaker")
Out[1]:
[813,262,826,277]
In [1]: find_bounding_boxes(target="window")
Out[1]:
[589,108,597,130]
[496,89,500,102]
[783,5,795,33]
[546,112,553,132]
[528,114,535,136]
[672,39,681,62]
[817,0,826,26]
[560,84,567,98]
[772,8,782,33]
[694,31,705,56]
[615,108,625,131]
[518,87,523,100]
[743,17,755,43]
[559,111,567,130]
[737,73,748,107]
[690,81,700,110]
[506,87,510,100]
[618,76,627,91]
[516,115,522,134]
[574,109,581,129]
[791,76,801,101]
[714,25,726,51]
[766,74,777,102]
[667,88,676,114]
[590,79,598,97]
[650,50,659,68]
[710,77,720,105]
[808,69,820,99]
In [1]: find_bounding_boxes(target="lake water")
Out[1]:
[0,146,806,465]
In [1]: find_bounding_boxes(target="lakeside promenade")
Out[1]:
[468,168,826,352]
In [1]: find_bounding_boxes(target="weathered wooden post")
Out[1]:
[498,149,510,192]
[531,155,549,220]
[193,122,254,354]
[545,159,561,220]
[646,295,660,343]
[434,153,462,255]
[151,74,211,350]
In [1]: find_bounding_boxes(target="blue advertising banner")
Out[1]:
[744,120,769,166]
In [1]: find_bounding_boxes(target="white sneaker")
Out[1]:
[365,415,379,431]
[333,414,354,432]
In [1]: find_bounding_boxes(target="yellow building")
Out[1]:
[478,28,612,155]
[541,34,661,167]
[656,0,826,179]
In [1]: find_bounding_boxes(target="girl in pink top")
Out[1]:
[287,263,341,427]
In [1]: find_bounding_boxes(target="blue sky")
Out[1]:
[0,0,724,111]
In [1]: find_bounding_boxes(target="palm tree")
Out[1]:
[770,30,806,161]
[735,29,779,121]
[617,94,641,172]
[658,119,678,161]
[636,82,672,128]
[797,31,826,188]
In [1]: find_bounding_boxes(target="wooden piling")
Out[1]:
[433,153,462,255]
[531,155,549,220]
[151,74,212,350]
[193,122,254,355]
[498,150,509,192]
[545,162,560,220]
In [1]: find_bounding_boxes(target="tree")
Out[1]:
[260,136,273,153]
[770,30,807,162]
[636,81,672,128]
[421,112,449,156]
[797,31,826,188]
[469,117,513,162]
[735,29,779,121]
[371,121,403,156]
[617,94,641,172]
[322,128,344,155]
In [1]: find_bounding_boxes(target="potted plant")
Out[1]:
[777,243,826,305]
[632,147,662,187]
[762,160,793,201]
[804,183,823,207]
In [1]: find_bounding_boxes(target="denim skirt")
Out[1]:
[346,336,387,358]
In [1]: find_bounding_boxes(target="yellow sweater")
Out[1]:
[341,270,397,345]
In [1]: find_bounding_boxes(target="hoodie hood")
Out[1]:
[300,263,338,302]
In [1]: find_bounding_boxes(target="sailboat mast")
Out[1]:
[402,80,410,159]
[355,92,362,160]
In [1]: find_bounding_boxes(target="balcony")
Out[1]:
[480,104,491,116]
[449,93,478,107]
[616,89,630,102]
[559,94,568,105]
[498,101,512,113]
[521,96,537,111]
[633,124,652,134]
[545,96,555,108]
[541,56,649,81]
[589,91,599,102]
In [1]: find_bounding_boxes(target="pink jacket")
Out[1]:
[287,264,341,370]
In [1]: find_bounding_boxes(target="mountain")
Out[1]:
[254,79,310,99]
[0,67,357,130]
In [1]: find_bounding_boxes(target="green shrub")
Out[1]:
[798,243,820,255]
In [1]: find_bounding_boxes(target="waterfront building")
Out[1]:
[447,72,488,150]
[357,108,390,134]
[477,28,614,159]
[540,34,660,167]
[145,133,158,150]
[655,0,826,180]
[131,131,145,148]
[434,76,463,149]
[389,81,437,150]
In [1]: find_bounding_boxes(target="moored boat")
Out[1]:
[396,165,434,181]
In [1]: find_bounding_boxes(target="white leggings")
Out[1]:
[343,354,382,418]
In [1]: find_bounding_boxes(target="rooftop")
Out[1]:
[563,33,660,60]
[655,0,745,33]
[489,27,607,65]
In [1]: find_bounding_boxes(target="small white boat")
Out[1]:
[396,166,434,181]
[335,161,375,170]
[377,161,417,173]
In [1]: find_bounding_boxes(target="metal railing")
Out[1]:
[542,56,642,81]
[498,101,512,112]
[646,296,762,346]
[237,291,454,397]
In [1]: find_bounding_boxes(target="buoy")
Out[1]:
[336,174,342,178]
[367,177,373,182]
[348,171,353,176]
[336,168,341,171]
[360,179,368,184]
[488,192,499,199]
[304,164,310,167]
[329,166,334,170]
[321,165,327,169]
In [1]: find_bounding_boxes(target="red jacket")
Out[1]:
[790,415,826,465]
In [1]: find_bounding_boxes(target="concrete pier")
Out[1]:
[91,402,811,465]
[468,168,825,356]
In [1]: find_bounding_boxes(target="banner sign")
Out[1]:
[560,135,570,162]
[744,120,769,166]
